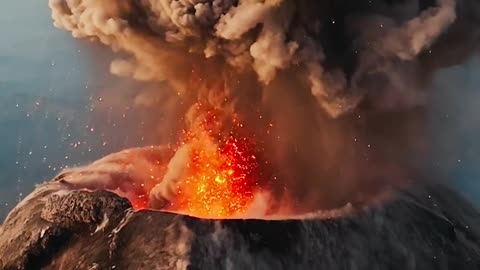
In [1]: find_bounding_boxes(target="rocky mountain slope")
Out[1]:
[1,181,479,270]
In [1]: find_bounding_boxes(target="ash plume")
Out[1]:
[49,0,479,115]
[49,0,480,214]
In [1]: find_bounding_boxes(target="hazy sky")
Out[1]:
[0,2,85,216]
[0,1,142,217]
[430,59,480,204]
[0,1,479,218]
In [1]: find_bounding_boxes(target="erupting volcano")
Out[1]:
[3,0,480,269]
[43,0,480,219]
[132,108,264,219]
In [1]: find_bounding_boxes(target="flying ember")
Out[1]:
[167,128,260,219]
[128,110,262,219]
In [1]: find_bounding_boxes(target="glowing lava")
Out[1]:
[166,121,261,218]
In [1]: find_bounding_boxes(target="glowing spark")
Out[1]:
[165,115,261,219]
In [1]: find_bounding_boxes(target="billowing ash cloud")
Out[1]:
[48,0,480,213]
[49,0,479,116]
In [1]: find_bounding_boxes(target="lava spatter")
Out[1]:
[166,116,261,219]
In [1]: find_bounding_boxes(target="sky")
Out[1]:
[0,1,153,217]
[430,59,480,204]
[0,1,478,218]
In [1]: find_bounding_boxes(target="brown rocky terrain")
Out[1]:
[1,180,480,269]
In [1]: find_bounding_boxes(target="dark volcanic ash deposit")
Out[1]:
[1,172,480,269]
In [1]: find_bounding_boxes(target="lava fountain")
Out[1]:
[129,106,265,219]
[168,128,260,218]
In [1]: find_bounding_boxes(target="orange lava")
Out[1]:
[131,195,149,210]
[125,100,263,218]
[166,124,260,218]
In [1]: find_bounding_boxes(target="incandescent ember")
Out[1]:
[169,128,260,218]
[131,108,265,219]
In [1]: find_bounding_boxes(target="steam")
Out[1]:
[49,0,480,214]
[56,146,173,203]
[149,144,192,208]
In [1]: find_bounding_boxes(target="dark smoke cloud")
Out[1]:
[49,0,480,212]
[50,0,479,115]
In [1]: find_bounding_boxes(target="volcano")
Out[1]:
[1,174,480,269]
[3,0,480,269]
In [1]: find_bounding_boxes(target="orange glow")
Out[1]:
[169,134,257,218]
[124,99,264,218]
[131,194,149,210]
[166,121,260,218]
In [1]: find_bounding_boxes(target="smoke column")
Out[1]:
[49,0,480,216]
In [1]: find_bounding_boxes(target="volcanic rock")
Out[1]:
[1,182,480,270]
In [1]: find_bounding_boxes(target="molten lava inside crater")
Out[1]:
[129,118,266,219]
